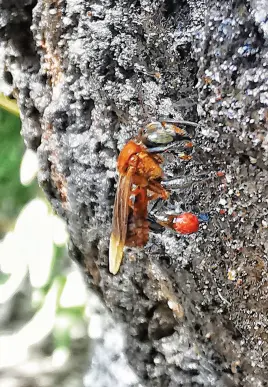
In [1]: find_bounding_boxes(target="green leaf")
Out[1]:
[0,108,37,230]
[0,94,20,116]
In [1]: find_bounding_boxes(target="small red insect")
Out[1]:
[170,213,199,234]
[109,120,197,275]
[156,212,199,234]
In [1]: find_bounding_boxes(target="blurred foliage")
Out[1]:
[0,108,37,233]
[0,107,89,387]
[0,93,20,116]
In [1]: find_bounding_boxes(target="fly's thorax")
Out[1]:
[137,152,163,180]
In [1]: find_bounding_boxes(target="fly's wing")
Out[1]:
[109,170,132,274]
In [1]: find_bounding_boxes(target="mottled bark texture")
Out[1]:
[1,0,268,386]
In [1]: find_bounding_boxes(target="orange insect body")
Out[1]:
[109,120,197,275]
[109,140,168,275]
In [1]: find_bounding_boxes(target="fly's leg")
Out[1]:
[146,143,180,153]
[145,197,166,232]
[146,207,175,233]
[147,214,165,233]
[161,176,198,191]
[161,172,213,191]
[147,180,169,200]
[131,176,169,200]
[147,192,163,201]
[150,153,164,164]
[147,140,193,158]
[158,118,199,127]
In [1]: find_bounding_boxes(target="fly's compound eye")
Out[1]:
[143,121,191,147]
[162,122,188,138]
[144,122,175,145]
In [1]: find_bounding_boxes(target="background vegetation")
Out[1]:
[0,105,89,387]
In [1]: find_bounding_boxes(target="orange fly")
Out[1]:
[109,120,197,275]
[109,140,168,274]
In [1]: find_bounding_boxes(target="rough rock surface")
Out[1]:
[1,0,268,386]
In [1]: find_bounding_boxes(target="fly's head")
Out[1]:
[138,121,195,161]
[140,121,191,146]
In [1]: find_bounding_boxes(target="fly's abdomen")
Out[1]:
[126,215,149,247]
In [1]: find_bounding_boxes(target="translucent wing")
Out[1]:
[109,170,133,274]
